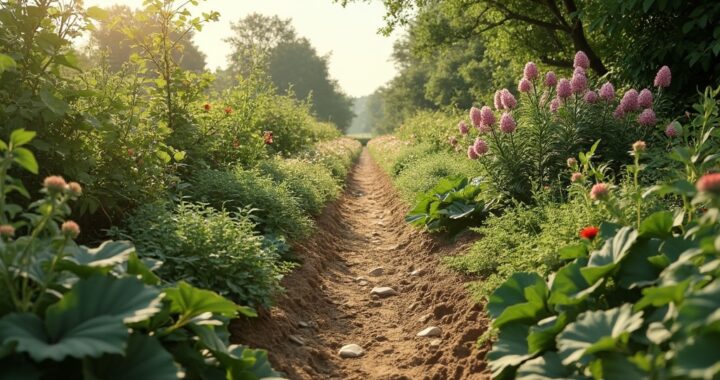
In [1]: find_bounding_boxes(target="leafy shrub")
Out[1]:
[0,130,277,379]
[445,197,608,300]
[395,109,461,150]
[406,175,489,234]
[123,202,286,307]
[394,151,480,201]
[190,168,312,239]
[258,157,339,215]
[304,137,363,181]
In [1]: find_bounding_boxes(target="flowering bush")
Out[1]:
[0,130,277,379]
[453,52,672,202]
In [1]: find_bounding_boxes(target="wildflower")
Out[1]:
[263,131,274,144]
[518,78,532,93]
[203,103,211,111]
[697,173,720,194]
[470,107,483,127]
[638,89,653,108]
[613,104,625,119]
[473,138,489,155]
[467,145,479,160]
[224,106,233,115]
[524,62,539,80]
[61,220,80,239]
[500,113,516,133]
[665,121,682,138]
[557,79,572,99]
[574,51,590,69]
[599,82,615,101]
[637,108,657,126]
[573,67,586,77]
[43,176,67,193]
[590,183,610,200]
[480,106,496,127]
[494,91,503,110]
[449,136,458,146]
[571,72,587,94]
[583,90,598,104]
[458,121,469,135]
[67,182,82,196]
[579,226,599,240]
[571,172,583,183]
[632,140,647,153]
[550,98,561,113]
[0,225,15,238]
[544,71,557,87]
[620,89,640,112]
[567,157,577,168]
[654,66,671,88]
[501,89,517,109]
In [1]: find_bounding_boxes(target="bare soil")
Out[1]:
[231,149,490,380]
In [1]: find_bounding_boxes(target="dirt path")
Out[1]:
[231,149,489,379]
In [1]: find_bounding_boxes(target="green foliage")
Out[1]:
[122,202,286,307]
[190,168,313,239]
[395,152,480,201]
[258,157,339,215]
[0,131,277,379]
[406,175,489,234]
[395,110,462,150]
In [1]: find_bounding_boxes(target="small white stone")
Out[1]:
[371,286,398,297]
[417,326,442,337]
[358,280,368,286]
[429,339,442,348]
[368,267,384,276]
[288,335,305,346]
[410,268,424,276]
[298,321,309,328]
[338,344,364,358]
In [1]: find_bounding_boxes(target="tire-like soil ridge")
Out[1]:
[231,149,490,379]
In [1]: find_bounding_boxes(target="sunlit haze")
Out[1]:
[82,0,400,97]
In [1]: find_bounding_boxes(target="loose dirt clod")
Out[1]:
[231,149,490,379]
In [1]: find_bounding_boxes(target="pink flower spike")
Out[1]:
[470,107,482,127]
[665,121,681,138]
[613,104,625,119]
[571,172,583,183]
[494,91,503,110]
[638,108,657,126]
[500,113,516,133]
[480,106,496,127]
[524,62,539,80]
[590,183,610,200]
[544,71,557,87]
[573,67,586,76]
[458,120,469,135]
[599,82,615,101]
[620,89,640,112]
[501,89,517,109]
[473,138,489,155]
[654,66,671,88]
[583,90,598,104]
[467,145,479,160]
[550,98,561,113]
[557,79,572,99]
[518,78,532,93]
[571,73,587,94]
[574,51,590,69]
[638,89,653,108]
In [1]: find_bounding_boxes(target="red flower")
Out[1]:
[203,103,211,111]
[224,106,233,115]
[580,226,599,240]
[263,131,273,145]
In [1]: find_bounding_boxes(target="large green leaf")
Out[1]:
[634,281,690,311]
[488,272,549,328]
[0,276,161,362]
[581,227,638,284]
[588,353,648,380]
[673,333,720,379]
[616,238,662,289]
[164,282,254,323]
[0,54,17,73]
[215,345,279,380]
[487,324,533,379]
[87,334,180,380]
[677,280,720,332]
[528,313,569,354]
[516,351,578,380]
[39,89,68,116]
[548,261,603,306]
[557,304,644,366]
[60,241,135,276]
[638,211,674,238]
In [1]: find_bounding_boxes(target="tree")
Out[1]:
[89,5,207,72]
[225,14,354,131]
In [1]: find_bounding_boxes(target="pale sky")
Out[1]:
[83,0,400,97]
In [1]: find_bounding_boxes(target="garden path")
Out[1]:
[232,149,489,380]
